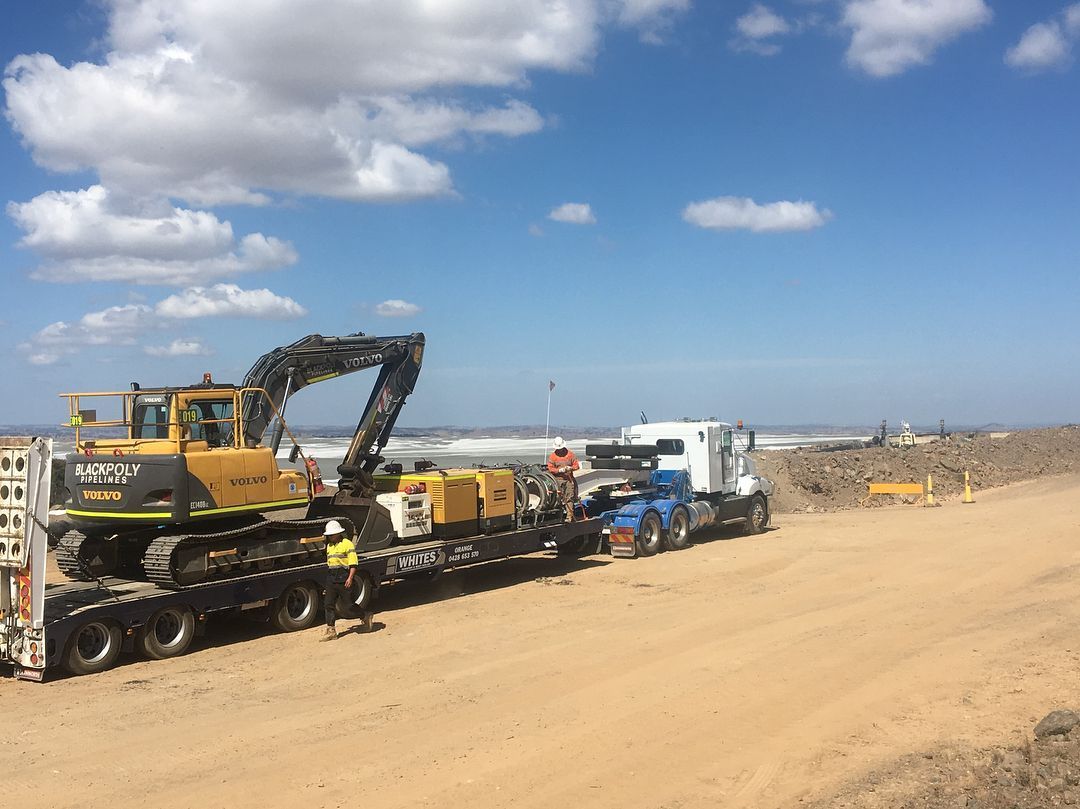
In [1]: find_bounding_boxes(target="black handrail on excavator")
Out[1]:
[239,331,425,496]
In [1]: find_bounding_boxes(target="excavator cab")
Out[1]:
[62,384,310,526]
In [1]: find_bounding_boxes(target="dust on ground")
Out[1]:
[5,473,1080,809]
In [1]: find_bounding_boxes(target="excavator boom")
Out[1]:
[240,332,425,486]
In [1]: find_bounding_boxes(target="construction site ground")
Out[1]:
[3,470,1080,808]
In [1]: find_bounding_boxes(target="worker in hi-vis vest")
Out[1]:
[547,436,581,522]
[321,520,357,641]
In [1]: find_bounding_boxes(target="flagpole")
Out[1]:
[544,384,552,462]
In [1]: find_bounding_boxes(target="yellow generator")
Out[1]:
[473,469,515,534]
[373,470,478,538]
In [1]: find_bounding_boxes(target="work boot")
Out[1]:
[319,625,337,642]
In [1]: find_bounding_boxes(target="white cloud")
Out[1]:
[731,4,794,56]
[1005,4,1080,72]
[144,338,213,357]
[841,0,992,77]
[3,2,684,209]
[615,0,692,43]
[548,202,597,225]
[374,299,422,318]
[20,285,305,364]
[155,284,307,320]
[528,223,545,237]
[8,186,296,284]
[682,196,833,233]
[19,303,156,364]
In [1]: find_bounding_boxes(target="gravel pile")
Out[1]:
[816,709,1080,809]
[754,426,1080,513]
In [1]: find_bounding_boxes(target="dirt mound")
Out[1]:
[755,426,1080,513]
[814,710,1080,809]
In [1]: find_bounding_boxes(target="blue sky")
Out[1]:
[1,1,1077,429]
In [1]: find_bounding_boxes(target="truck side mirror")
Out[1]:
[748,430,756,451]
[288,444,300,463]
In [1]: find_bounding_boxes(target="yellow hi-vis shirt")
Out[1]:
[326,537,358,570]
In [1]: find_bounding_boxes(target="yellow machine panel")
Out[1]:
[372,471,478,538]
[474,469,515,533]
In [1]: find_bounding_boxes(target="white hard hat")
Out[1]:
[552,436,566,449]
[323,519,346,537]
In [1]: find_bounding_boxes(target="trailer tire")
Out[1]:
[347,572,374,613]
[63,620,122,676]
[138,606,195,660]
[663,507,692,551]
[636,512,663,557]
[744,495,769,535]
[271,581,322,632]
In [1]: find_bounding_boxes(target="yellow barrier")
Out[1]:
[963,470,975,503]
[863,480,926,506]
[867,482,924,496]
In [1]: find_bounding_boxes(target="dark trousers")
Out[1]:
[324,576,349,626]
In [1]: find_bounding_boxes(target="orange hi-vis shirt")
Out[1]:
[547,449,580,477]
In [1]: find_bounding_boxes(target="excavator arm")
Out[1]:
[239,331,425,494]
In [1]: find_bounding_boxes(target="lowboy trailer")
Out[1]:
[1,436,602,681]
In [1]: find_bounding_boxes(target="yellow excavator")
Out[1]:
[55,331,424,588]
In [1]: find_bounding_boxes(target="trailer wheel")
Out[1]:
[63,620,122,676]
[744,495,769,535]
[138,606,195,660]
[347,572,375,612]
[663,507,691,551]
[271,581,322,632]
[636,512,663,557]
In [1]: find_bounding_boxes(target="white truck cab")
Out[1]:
[621,420,773,499]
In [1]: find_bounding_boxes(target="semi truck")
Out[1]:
[580,419,774,558]
[1,325,773,680]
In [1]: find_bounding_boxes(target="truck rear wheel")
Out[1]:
[64,620,122,676]
[636,512,662,557]
[271,581,322,632]
[138,606,195,660]
[663,507,691,551]
[744,495,769,535]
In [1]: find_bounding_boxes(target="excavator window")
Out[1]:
[132,401,170,439]
[185,399,236,447]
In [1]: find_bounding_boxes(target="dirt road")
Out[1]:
[4,476,1079,808]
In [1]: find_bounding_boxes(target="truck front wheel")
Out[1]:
[745,495,769,535]
[636,513,663,557]
[64,620,122,676]
[663,507,691,551]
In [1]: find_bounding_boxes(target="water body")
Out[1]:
[289,432,866,485]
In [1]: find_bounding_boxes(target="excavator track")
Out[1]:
[54,530,94,581]
[142,517,349,590]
